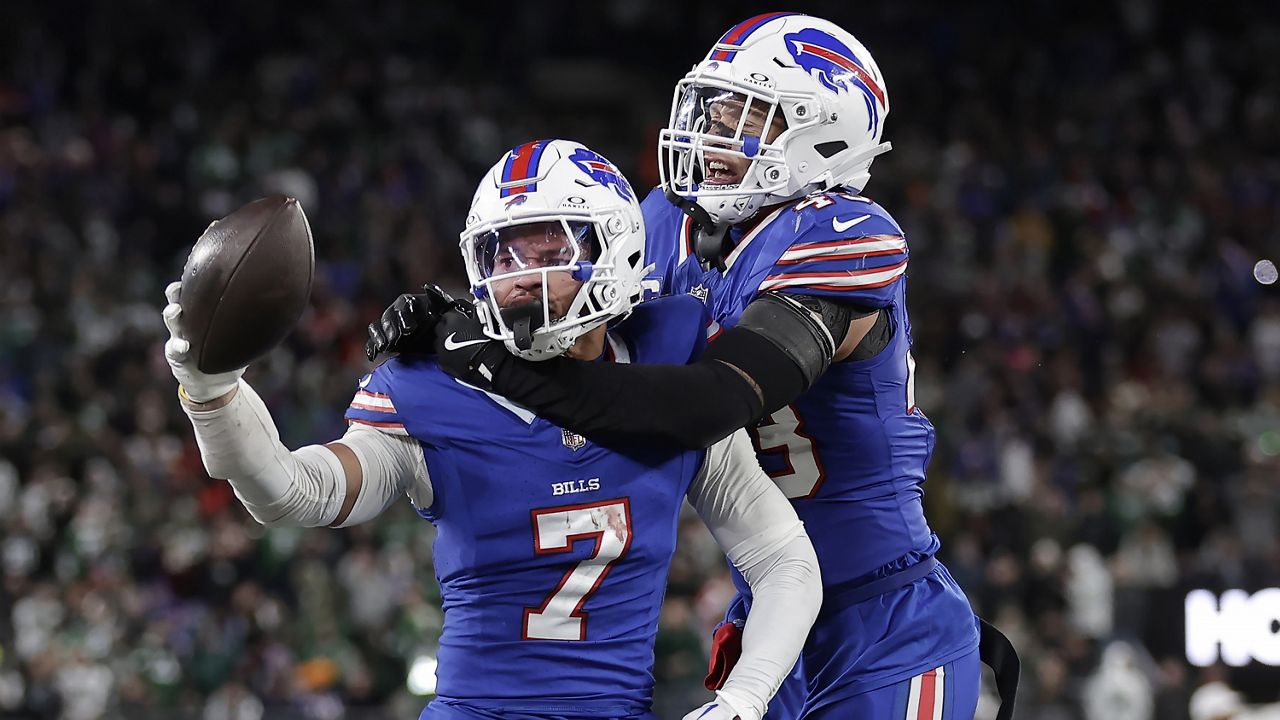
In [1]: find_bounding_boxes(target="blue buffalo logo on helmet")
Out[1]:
[568,148,634,202]
[784,28,886,134]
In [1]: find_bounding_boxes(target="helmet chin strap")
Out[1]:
[500,301,547,351]
[664,188,732,272]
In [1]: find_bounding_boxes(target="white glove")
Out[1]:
[163,281,245,403]
[682,691,754,720]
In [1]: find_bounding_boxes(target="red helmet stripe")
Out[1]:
[718,12,796,46]
[793,42,885,106]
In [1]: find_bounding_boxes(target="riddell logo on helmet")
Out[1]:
[784,28,885,133]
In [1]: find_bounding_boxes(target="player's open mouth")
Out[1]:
[703,158,742,187]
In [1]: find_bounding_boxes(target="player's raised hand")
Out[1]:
[163,281,245,404]
[365,284,455,362]
[681,698,743,720]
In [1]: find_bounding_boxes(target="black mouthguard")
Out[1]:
[501,302,547,351]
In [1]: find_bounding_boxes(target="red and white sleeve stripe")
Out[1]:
[349,390,397,414]
[347,418,408,435]
[758,259,908,293]
[346,390,408,435]
[775,234,907,265]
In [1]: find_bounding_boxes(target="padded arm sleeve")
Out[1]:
[687,430,822,720]
[331,424,432,526]
[182,380,424,527]
[484,292,847,449]
[484,347,765,449]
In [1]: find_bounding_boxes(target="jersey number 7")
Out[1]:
[523,498,633,641]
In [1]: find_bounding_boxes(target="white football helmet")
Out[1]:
[460,139,647,361]
[659,13,892,226]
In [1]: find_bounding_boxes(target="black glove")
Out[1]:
[365,285,454,361]
[433,302,511,390]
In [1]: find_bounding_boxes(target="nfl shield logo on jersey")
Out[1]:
[690,284,710,303]
[562,429,587,451]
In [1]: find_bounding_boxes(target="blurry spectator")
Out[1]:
[1154,657,1194,720]
[1115,443,1196,522]
[1114,520,1179,590]
[1030,652,1082,720]
[1187,680,1280,720]
[203,681,265,720]
[1191,681,1247,720]
[1083,642,1154,720]
[1065,544,1113,640]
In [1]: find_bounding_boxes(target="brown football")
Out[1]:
[179,195,314,374]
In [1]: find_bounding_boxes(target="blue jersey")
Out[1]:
[345,296,710,718]
[642,188,977,698]
[644,187,934,586]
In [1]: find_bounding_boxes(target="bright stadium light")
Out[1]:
[406,654,439,696]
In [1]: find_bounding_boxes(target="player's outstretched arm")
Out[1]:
[683,430,822,720]
[431,292,873,449]
[164,282,427,528]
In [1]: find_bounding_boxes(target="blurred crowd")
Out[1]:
[2,1,1279,718]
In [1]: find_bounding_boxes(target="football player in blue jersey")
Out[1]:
[368,14,1018,720]
[164,139,823,720]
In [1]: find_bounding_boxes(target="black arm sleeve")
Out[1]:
[483,292,849,449]
[484,342,765,449]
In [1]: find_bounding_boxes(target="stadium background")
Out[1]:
[2,1,1279,718]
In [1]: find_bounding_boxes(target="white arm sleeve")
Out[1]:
[331,423,432,526]
[182,379,428,527]
[686,429,822,720]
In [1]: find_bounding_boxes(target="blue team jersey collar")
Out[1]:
[721,204,790,272]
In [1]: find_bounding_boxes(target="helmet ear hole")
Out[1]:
[815,141,847,158]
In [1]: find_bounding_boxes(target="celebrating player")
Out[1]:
[369,14,1018,720]
[166,140,822,720]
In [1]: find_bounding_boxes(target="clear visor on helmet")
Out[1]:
[673,86,783,147]
[474,220,595,281]
[662,82,788,198]
[465,217,612,360]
